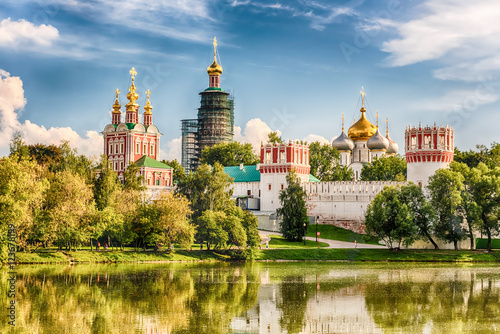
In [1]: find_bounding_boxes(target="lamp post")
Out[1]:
[315,216,319,243]
[303,222,306,246]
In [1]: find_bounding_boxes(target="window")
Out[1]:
[109,144,113,155]
[150,143,155,155]
[147,178,151,185]
[424,136,431,148]
[143,142,147,155]
[247,190,251,196]
[120,143,124,153]
[265,152,271,163]
[115,144,118,154]
[156,179,160,186]
[281,184,284,190]
[411,137,417,149]
[120,162,123,170]
[268,184,272,191]
[136,141,140,154]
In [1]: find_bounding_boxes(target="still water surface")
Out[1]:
[1,262,499,333]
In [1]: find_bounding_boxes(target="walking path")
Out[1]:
[259,231,385,249]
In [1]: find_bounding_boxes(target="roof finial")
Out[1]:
[126,67,139,110]
[144,89,153,114]
[341,113,345,132]
[213,37,218,62]
[112,88,121,113]
[376,110,379,128]
[386,117,389,136]
[360,86,366,108]
[130,67,137,82]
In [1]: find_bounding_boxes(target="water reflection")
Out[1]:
[1,263,500,333]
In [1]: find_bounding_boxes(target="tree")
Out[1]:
[360,155,407,181]
[365,186,417,249]
[267,131,283,145]
[196,210,229,250]
[0,155,48,256]
[427,169,467,250]
[200,142,259,167]
[9,132,30,160]
[137,191,194,251]
[308,141,352,181]
[162,159,186,183]
[122,162,145,191]
[454,142,500,169]
[28,143,62,167]
[399,184,438,249]
[93,155,122,211]
[277,171,309,241]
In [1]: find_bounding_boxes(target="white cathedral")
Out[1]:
[226,88,456,247]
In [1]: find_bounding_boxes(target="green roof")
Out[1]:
[204,87,225,92]
[135,156,171,169]
[309,174,320,182]
[125,123,135,130]
[224,165,261,182]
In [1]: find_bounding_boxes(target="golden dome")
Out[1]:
[112,88,121,114]
[207,59,223,76]
[126,67,139,112]
[144,89,153,114]
[207,36,223,76]
[348,107,377,141]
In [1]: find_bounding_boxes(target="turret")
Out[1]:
[111,88,121,125]
[125,67,139,124]
[143,89,153,126]
[405,123,454,189]
[207,37,223,88]
[385,117,399,156]
[332,113,354,166]
[367,111,389,160]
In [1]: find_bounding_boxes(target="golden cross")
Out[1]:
[129,67,137,80]
[360,86,366,107]
[145,89,151,102]
[341,113,344,131]
[376,110,379,127]
[115,88,120,98]
[213,37,217,57]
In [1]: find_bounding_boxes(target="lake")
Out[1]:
[1,262,499,333]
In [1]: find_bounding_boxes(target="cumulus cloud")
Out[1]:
[0,70,102,157]
[161,136,182,161]
[381,0,500,82]
[234,118,281,151]
[0,18,59,49]
[302,134,330,145]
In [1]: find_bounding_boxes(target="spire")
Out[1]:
[386,117,389,136]
[341,113,345,132]
[144,89,153,114]
[126,67,139,112]
[376,110,379,128]
[207,37,223,88]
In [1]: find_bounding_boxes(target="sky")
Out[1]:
[0,0,499,160]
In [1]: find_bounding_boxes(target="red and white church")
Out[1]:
[102,68,173,190]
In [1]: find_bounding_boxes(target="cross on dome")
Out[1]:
[129,67,137,81]
[360,86,366,107]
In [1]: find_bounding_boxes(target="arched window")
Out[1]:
[109,143,113,155]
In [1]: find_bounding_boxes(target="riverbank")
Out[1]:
[10,248,500,264]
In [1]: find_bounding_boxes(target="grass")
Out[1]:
[306,224,380,245]
[267,235,329,249]
[256,248,500,262]
[476,238,500,249]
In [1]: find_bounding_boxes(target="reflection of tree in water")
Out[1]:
[174,264,260,334]
[365,270,500,334]
[276,275,309,334]
[0,264,260,334]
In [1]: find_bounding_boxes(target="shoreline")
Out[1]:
[4,248,500,265]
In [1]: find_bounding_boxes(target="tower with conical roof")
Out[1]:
[332,113,354,166]
[181,37,234,173]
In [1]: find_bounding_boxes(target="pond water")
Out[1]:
[1,262,499,333]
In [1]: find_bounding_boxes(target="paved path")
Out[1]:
[260,231,385,249]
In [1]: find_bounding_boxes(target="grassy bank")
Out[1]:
[256,248,500,262]
[268,235,329,248]
[305,224,380,245]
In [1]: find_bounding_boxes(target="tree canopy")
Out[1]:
[277,171,309,241]
[200,142,259,167]
[309,141,353,181]
[361,155,407,181]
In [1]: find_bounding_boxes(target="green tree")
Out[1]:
[93,155,122,211]
[400,184,438,249]
[0,155,48,256]
[360,155,407,181]
[309,141,353,181]
[137,191,194,251]
[365,186,417,249]
[267,131,283,145]
[162,159,186,183]
[9,132,30,159]
[277,171,309,241]
[427,169,467,250]
[28,143,62,166]
[196,210,229,250]
[122,162,145,191]
[200,142,259,167]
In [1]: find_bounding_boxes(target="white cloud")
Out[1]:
[234,118,281,152]
[302,134,330,145]
[161,136,182,161]
[0,70,102,157]
[412,88,499,114]
[381,0,500,81]
[0,18,59,49]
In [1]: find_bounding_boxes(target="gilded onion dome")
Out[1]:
[207,37,223,76]
[144,89,153,114]
[367,128,389,151]
[347,87,377,141]
[332,113,354,151]
[126,67,139,112]
[112,88,121,114]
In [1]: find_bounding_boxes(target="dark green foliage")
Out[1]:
[427,169,467,250]
[309,141,353,181]
[365,186,417,249]
[277,171,309,241]
[361,155,407,181]
[454,143,500,169]
[162,159,186,182]
[122,162,145,191]
[267,131,283,145]
[200,141,259,167]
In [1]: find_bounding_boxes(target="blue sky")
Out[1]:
[0,0,499,159]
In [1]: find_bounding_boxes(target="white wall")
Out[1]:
[407,161,450,189]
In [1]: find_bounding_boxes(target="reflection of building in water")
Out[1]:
[230,281,383,334]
